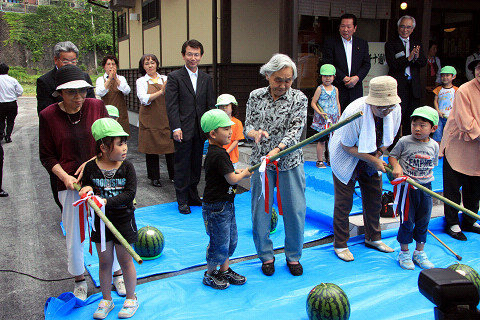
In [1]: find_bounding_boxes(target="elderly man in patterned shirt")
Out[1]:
[244,54,308,277]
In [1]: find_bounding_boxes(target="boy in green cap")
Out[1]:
[106,104,120,120]
[79,118,139,319]
[200,109,252,289]
[388,106,439,270]
[432,66,458,142]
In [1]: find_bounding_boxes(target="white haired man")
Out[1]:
[244,53,308,277]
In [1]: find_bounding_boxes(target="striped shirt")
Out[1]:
[329,97,401,184]
[244,87,307,171]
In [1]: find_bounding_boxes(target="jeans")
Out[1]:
[202,201,237,265]
[397,182,432,244]
[251,164,306,262]
[432,117,447,142]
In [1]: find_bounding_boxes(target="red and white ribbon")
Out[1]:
[258,156,283,215]
[72,191,106,254]
[391,176,416,223]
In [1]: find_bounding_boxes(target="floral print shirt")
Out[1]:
[244,86,308,171]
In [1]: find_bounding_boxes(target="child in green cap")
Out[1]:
[79,118,139,319]
[106,104,120,120]
[200,109,252,290]
[432,66,458,142]
[388,106,439,271]
[311,63,341,168]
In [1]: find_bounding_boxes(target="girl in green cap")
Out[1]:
[311,64,341,168]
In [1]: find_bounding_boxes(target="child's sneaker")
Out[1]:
[413,250,434,269]
[113,274,127,296]
[203,270,229,289]
[220,268,247,285]
[398,250,414,270]
[118,296,139,319]
[73,280,88,300]
[93,299,114,319]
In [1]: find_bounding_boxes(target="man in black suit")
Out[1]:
[166,39,215,214]
[36,41,95,212]
[385,15,427,136]
[36,41,95,115]
[323,13,371,111]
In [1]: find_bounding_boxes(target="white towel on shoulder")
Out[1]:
[358,104,395,153]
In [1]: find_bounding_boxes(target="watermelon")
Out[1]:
[447,263,480,295]
[306,283,350,320]
[270,207,279,234]
[134,226,164,259]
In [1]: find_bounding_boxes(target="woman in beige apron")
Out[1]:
[95,55,131,134]
[136,54,174,187]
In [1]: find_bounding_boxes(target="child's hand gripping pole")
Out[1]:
[316,102,329,121]
[247,111,363,173]
[73,183,143,264]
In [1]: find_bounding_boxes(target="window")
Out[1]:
[117,12,127,38]
[142,0,159,24]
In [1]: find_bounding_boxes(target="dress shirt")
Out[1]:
[95,73,131,97]
[185,66,198,93]
[0,74,23,102]
[401,36,411,78]
[136,73,167,106]
[341,37,353,76]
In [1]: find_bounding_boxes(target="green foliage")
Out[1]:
[3,0,115,62]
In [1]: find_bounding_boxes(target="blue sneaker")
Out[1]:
[398,250,414,270]
[413,250,434,269]
[93,299,114,319]
[118,296,139,318]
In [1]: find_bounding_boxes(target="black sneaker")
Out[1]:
[203,270,229,289]
[220,268,246,285]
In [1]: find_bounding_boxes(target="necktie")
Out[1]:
[404,39,411,78]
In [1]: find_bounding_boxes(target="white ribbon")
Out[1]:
[258,156,267,203]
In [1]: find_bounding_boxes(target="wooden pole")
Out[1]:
[73,183,143,264]
[248,111,363,172]
[427,230,462,260]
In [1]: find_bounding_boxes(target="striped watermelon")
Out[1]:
[134,226,164,259]
[270,207,279,234]
[306,283,350,320]
[448,263,480,295]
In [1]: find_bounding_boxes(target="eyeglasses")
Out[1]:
[185,52,201,58]
[61,59,78,65]
[63,88,88,96]
[376,105,396,111]
[399,25,413,30]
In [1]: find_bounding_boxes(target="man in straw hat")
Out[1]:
[329,75,402,261]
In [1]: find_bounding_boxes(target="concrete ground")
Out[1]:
[0,97,443,319]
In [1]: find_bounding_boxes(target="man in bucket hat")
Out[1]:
[329,75,402,262]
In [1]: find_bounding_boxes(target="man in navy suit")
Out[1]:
[166,39,215,214]
[323,13,371,111]
[385,15,427,136]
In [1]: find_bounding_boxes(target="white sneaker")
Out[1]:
[113,275,127,296]
[93,299,114,319]
[398,250,414,270]
[413,250,434,269]
[73,280,88,300]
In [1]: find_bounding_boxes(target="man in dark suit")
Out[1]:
[166,39,215,214]
[323,13,371,111]
[36,41,95,115]
[385,15,427,136]
[36,41,95,212]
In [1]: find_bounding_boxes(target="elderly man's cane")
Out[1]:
[248,111,363,172]
[384,166,470,261]
[73,183,143,264]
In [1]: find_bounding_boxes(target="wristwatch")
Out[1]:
[277,144,285,151]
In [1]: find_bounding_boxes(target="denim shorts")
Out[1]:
[202,201,238,265]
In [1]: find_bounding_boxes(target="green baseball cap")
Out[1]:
[105,105,119,118]
[215,94,238,107]
[440,66,456,75]
[320,64,336,76]
[91,118,129,141]
[201,109,235,133]
[411,106,439,126]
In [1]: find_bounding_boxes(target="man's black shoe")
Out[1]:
[461,223,480,234]
[287,261,303,276]
[0,189,8,197]
[446,227,467,241]
[261,257,275,276]
[5,136,12,143]
[151,179,162,187]
[178,204,191,214]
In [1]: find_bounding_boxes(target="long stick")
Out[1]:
[73,183,143,264]
[384,166,480,221]
[427,229,462,260]
[248,111,363,172]
[316,102,329,121]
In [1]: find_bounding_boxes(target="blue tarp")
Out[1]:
[45,217,480,320]
[83,159,445,286]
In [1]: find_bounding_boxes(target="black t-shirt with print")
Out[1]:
[203,144,237,203]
